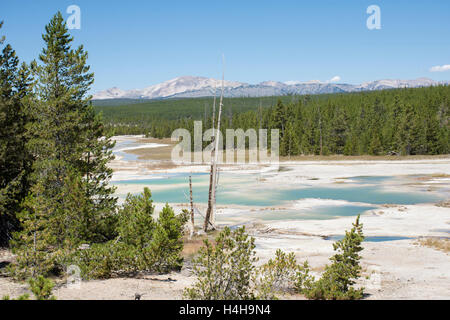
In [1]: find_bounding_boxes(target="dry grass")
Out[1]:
[381,204,399,208]
[430,173,450,178]
[417,237,450,253]
[435,200,450,208]
[181,231,220,261]
[417,173,450,182]
[126,138,176,161]
[121,137,450,163]
[181,238,206,260]
[280,154,450,161]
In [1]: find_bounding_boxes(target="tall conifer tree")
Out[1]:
[31,12,116,242]
[12,12,117,276]
[0,21,34,246]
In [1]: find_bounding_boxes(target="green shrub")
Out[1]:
[255,249,314,299]
[71,188,188,279]
[184,226,258,300]
[255,249,298,299]
[2,294,30,300]
[28,275,56,300]
[145,205,188,272]
[295,260,315,293]
[73,241,118,279]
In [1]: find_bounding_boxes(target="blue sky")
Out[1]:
[2,0,450,93]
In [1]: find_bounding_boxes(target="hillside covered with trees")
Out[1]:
[96,86,450,156]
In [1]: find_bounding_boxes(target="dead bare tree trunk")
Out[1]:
[204,164,215,232]
[204,83,217,232]
[189,175,195,237]
[204,58,225,231]
[209,74,224,227]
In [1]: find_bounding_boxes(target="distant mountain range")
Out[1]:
[92,76,449,100]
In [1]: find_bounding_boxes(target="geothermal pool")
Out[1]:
[111,172,445,222]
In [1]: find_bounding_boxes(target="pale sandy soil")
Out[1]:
[1,136,449,300]
[0,268,194,300]
[246,204,450,299]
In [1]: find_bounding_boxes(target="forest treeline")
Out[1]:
[98,86,449,156]
[94,95,293,137]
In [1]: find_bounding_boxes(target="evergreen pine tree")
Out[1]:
[396,103,416,155]
[11,12,117,275]
[281,121,299,157]
[272,99,286,137]
[149,204,188,272]
[30,11,116,243]
[9,182,56,279]
[78,106,117,242]
[0,22,34,247]
[305,215,365,300]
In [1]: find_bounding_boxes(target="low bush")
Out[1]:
[28,275,56,300]
[2,276,55,300]
[72,188,188,279]
[255,250,298,299]
[2,294,30,300]
[184,226,257,300]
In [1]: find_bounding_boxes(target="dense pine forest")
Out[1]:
[94,95,294,136]
[96,86,450,156]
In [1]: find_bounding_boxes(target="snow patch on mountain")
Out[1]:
[93,76,447,100]
[93,76,244,100]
